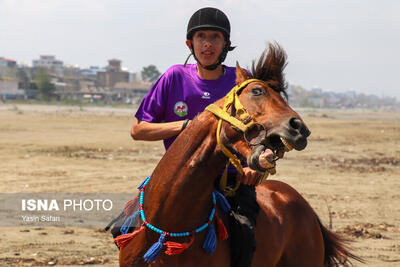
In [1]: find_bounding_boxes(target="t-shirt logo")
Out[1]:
[202,91,211,99]
[174,101,188,117]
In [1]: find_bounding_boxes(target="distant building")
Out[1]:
[32,55,64,76]
[107,59,122,71]
[344,90,357,98]
[0,57,18,81]
[311,87,323,94]
[129,72,138,82]
[63,65,82,79]
[96,59,129,87]
[113,81,151,103]
[0,80,24,100]
[81,66,105,80]
[0,57,17,68]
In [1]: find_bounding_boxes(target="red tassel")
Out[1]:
[114,225,145,249]
[215,212,229,241]
[124,195,139,219]
[165,236,195,255]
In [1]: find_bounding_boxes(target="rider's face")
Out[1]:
[186,30,226,67]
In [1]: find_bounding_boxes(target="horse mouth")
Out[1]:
[248,134,305,173]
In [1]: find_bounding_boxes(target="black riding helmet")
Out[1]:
[185,7,235,70]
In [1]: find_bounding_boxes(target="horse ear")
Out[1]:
[235,61,250,85]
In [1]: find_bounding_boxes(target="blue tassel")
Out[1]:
[214,191,231,213]
[202,224,216,254]
[143,233,166,263]
[120,210,140,235]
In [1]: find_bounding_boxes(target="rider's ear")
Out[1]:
[235,62,250,85]
[186,40,193,52]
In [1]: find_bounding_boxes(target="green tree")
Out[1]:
[34,68,55,101]
[141,65,161,82]
[17,69,29,83]
[17,69,30,89]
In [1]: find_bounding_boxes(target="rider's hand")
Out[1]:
[239,167,263,186]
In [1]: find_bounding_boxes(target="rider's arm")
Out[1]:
[130,119,188,141]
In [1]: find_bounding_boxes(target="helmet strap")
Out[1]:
[183,53,193,67]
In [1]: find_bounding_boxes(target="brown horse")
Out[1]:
[118,44,361,266]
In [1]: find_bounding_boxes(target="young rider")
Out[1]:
[131,7,261,267]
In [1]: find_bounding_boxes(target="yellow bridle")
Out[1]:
[205,79,269,196]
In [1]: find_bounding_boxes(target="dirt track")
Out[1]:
[0,104,399,266]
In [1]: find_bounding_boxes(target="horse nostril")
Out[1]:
[288,118,311,137]
[289,118,301,130]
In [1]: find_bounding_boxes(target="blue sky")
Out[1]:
[1,0,399,99]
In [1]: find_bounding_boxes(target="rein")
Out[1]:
[205,79,269,195]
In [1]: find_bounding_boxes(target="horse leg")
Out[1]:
[251,207,285,266]
[252,181,324,267]
[276,209,324,267]
[251,184,289,266]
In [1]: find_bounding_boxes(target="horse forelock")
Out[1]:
[251,43,288,100]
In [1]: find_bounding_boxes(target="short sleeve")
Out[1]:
[135,72,171,123]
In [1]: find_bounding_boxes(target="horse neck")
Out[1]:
[142,112,227,230]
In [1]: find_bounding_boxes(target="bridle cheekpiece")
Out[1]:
[205,79,269,195]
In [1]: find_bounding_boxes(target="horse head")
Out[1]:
[214,43,311,174]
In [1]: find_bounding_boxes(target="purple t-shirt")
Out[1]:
[135,63,237,150]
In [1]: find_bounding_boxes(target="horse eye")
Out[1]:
[251,87,264,96]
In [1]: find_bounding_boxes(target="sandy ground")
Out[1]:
[0,104,399,266]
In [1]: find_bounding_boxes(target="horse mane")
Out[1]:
[251,43,288,99]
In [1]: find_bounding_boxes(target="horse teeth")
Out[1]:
[276,148,285,158]
[280,137,293,152]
